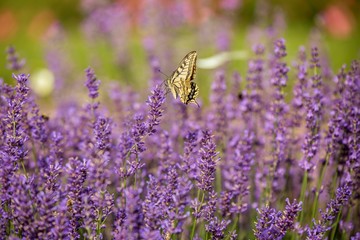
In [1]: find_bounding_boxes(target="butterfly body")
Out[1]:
[167,51,199,106]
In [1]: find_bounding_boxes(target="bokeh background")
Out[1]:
[0,1,359,239]
[0,0,359,103]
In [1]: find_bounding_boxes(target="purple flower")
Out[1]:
[181,130,200,178]
[216,25,231,51]
[299,47,323,171]
[94,116,112,151]
[142,175,165,235]
[254,205,280,239]
[52,199,71,239]
[45,32,71,93]
[271,39,288,87]
[226,71,242,121]
[208,71,227,143]
[205,217,230,240]
[196,130,219,192]
[80,114,114,237]
[115,131,136,182]
[167,174,192,234]
[0,207,8,236]
[40,162,61,193]
[274,38,287,58]
[1,74,30,229]
[66,157,89,239]
[147,53,163,87]
[11,175,37,238]
[146,85,165,135]
[131,113,147,154]
[85,67,100,100]
[222,130,254,216]
[112,208,126,239]
[116,84,165,175]
[351,232,360,240]
[154,130,175,171]
[347,63,360,200]
[35,189,59,238]
[219,190,234,217]
[115,188,144,240]
[306,183,352,239]
[265,39,289,195]
[324,63,356,173]
[241,44,265,122]
[275,199,302,237]
[142,163,192,238]
[254,199,302,239]
[25,88,50,148]
[290,46,308,128]
[310,46,320,69]
[202,190,218,221]
[6,46,25,71]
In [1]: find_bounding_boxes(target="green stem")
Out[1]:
[216,166,222,194]
[122,149,133,190]
[169,209,179,240]
[216,142,224,194]
[190,190,204,239]
[205,231,210,240]
[133,149,139,188]
[265,109,282,205]
[12,115,16,137]
[95,192,107,237]
[298,170,308,225]
[235,214,241,240]
[292,170,308,240]
[228,214,239,239]
[96,212,102,236]
[311,152,330,220]
[341,204,352,239]
[20,160,28,179]
[329,209,342,240]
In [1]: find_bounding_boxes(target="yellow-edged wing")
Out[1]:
[167,51,199,106]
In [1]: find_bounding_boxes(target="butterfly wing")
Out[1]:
[167,51,197,100]
[182,82,199,105]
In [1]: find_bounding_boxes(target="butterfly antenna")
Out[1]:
[157,68,169,78]
[157,68,170,91]
[194,100,200,108]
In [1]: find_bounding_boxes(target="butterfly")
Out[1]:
[166,51,199,107]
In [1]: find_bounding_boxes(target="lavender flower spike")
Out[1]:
[275,199,302,237]
[146,84,165,135]
[85,67,100,99]
[94,116,112,151]
[6,46,25,71]
[254,199,302,239]
[197,130,219,192]
[254,205,280,239]
[299,47,323,171]
[306,183,352,239]
[114,188,144,239]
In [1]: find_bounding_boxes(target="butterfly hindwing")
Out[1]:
[167,51,199,106]
[181,82,199,105]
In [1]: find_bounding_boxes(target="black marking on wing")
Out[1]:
[166,51,198,105]
[185,82,199,104]
[169,51,197,84]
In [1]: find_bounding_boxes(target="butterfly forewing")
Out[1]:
[170,51,197,82]
[167,51,197,96]
[167,51,199,106]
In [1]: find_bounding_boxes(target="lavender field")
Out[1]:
[0,1,360,239]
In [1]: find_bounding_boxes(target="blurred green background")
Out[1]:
[0,0,359,99]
